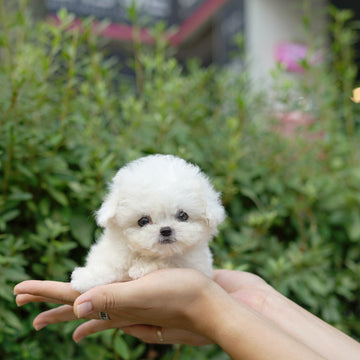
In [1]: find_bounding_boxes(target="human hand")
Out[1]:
[15,267,360,360]
[14,269,273,345]
[14,269,226,344]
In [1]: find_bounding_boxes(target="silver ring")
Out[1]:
[99,311,110,321]
[156,327,164,342]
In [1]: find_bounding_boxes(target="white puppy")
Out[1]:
[71,154,225,293]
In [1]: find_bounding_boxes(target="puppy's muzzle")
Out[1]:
[159,226,176,244]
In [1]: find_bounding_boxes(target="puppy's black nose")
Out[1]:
[160,226,172,237]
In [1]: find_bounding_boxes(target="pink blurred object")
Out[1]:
[275,43,310,73]
[274,111,324,140]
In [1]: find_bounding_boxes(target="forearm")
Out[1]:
[262,290,360,360]
[191,287,326,360]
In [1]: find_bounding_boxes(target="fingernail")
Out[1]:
[74,335,84,343]
[34,323,48,331]
[76,301,93,318]
[15,295,25,307]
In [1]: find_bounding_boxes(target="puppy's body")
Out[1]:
[71,155,225,293]
[71,231,213,292]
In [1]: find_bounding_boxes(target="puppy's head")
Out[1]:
[96,154,225,257]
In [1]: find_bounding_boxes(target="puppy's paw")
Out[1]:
[128,266,147,280]
[71,267,103,293]
[128,262,160,279]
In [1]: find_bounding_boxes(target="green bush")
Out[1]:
[1,1,360,359]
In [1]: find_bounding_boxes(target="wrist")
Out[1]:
[184,281,241,343]
[188,287,327,360]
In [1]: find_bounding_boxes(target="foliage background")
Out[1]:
[1,1,360,359]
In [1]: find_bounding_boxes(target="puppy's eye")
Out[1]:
[176,210,189,222]
[138,216,151,227]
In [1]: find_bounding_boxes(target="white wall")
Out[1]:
[244,0,328,85]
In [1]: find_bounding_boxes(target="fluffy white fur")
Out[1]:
[71,154,225,293]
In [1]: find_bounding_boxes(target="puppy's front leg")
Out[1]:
[71,235,128,292]
[71,264,123,293]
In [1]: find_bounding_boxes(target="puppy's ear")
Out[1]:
[200,176,226,232]
[96,190,119,227]
[205,201,226,231]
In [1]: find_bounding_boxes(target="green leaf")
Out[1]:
[1,310,24,331]
[131,343,146,359]
[0,284,14,301]
[69,213,94,247]
[114,335,131,360]
[347,211,360,242]
[47,187,69,206]
[8,192,33,202]
[1,268,29,282]
[1,209,20,223]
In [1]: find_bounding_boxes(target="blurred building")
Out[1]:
[42,0,358,83]
[45,0,244,67]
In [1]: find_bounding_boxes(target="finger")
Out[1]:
[213,270,266,293]
[33,305,76,330]
[73,321,210,345]
[122,325,212,346]
[16,294,69,306]
[14,280,80,305]
[73,319,135,343]
[213,270,248,292]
